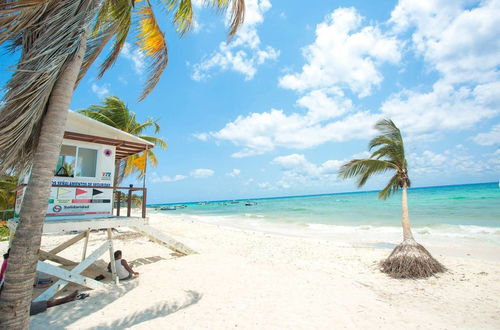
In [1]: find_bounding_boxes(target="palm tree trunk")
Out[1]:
[0,35,87,329]
[401,184,413,240]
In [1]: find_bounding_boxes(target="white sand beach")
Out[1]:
[3,213,500,329]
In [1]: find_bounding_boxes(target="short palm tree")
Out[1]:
[339,119,445,278]
[79,96,167,183]
[0,1,245,326]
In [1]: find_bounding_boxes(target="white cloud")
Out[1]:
[279,7,401,97]
[196,7,400,157]
[210,108,379,157]
[91,83,110,98]
[296,89,352,124]
[120,42,146,75]
[227,169,241,177]
[244,178,255,185]
[151,172,187,183]
[408,144,500,174]
[473,124,500,146]
[257,182,273,189]
[198,3,500,158]
[383,0,500,138]
[390,0,500,85]
[193,133,210,141]
[190,168,215,178]
[272,154,343,180]
[276,180,291,189]
[381,81,499,136]
[192,0,279,80]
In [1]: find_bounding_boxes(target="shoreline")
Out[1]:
[148,211,500,262]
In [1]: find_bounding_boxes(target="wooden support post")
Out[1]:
[48,231,87,255]
[34,241,111,302]
[117,191,121,216]
[81,229,90,261]
[107,228,118,284]
[142,147,148,219]
[113,159,120,216]
[39,250,78,266]
[127,185,132,217]
[142,189,147,219]
[36,261,105,290]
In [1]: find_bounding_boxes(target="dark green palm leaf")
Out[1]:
[338,118,410,196]
[79,96,167,183]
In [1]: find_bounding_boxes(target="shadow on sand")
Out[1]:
[88,290,202,329]
[129,255,166,268]
[30,280,139,328]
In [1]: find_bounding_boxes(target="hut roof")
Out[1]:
[64,111,154,160]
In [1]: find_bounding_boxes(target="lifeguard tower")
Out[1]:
[8,110,195,302]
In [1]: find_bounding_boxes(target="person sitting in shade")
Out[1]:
[107,250,139,280]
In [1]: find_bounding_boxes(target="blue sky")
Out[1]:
[1,0,500,203]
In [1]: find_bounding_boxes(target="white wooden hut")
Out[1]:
[8,110,194,302]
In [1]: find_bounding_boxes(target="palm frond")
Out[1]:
[0,0,51,47]
[368,136,394,151]
[0,0,100,172]
[338,159,394,188]
[129,119,159,135]
[96,0,132,78]
[146,149,158,167]
[370,145,402,164]
[161,0,194,35]
[135,1,168,100]
[139,135,167,149]
[378,174,400,200]
[208,0,245,39]
[78,108,118,127]
[338,118,410,198]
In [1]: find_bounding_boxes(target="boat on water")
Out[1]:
[160,204,187,211]
[245,201,257,206]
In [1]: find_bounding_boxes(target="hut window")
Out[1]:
[75,148,97,178]
[55,145,76,177]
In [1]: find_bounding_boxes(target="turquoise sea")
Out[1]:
[150,183,500,245]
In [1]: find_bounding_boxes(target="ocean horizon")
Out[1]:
[149,181,499,206]
[148,182,500,244]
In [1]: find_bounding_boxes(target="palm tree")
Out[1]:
[79,96,167,183]
[0,1,245,327]
[338,119,445,279]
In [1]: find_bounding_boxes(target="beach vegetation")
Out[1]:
[0,0,245,326]
[0,174,17,212]
[79,96,167,183]
[339,119,446,279]
[0,226,9,241]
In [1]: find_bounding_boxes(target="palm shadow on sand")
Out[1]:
[88,290,202,329]
[30,280,140,328]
